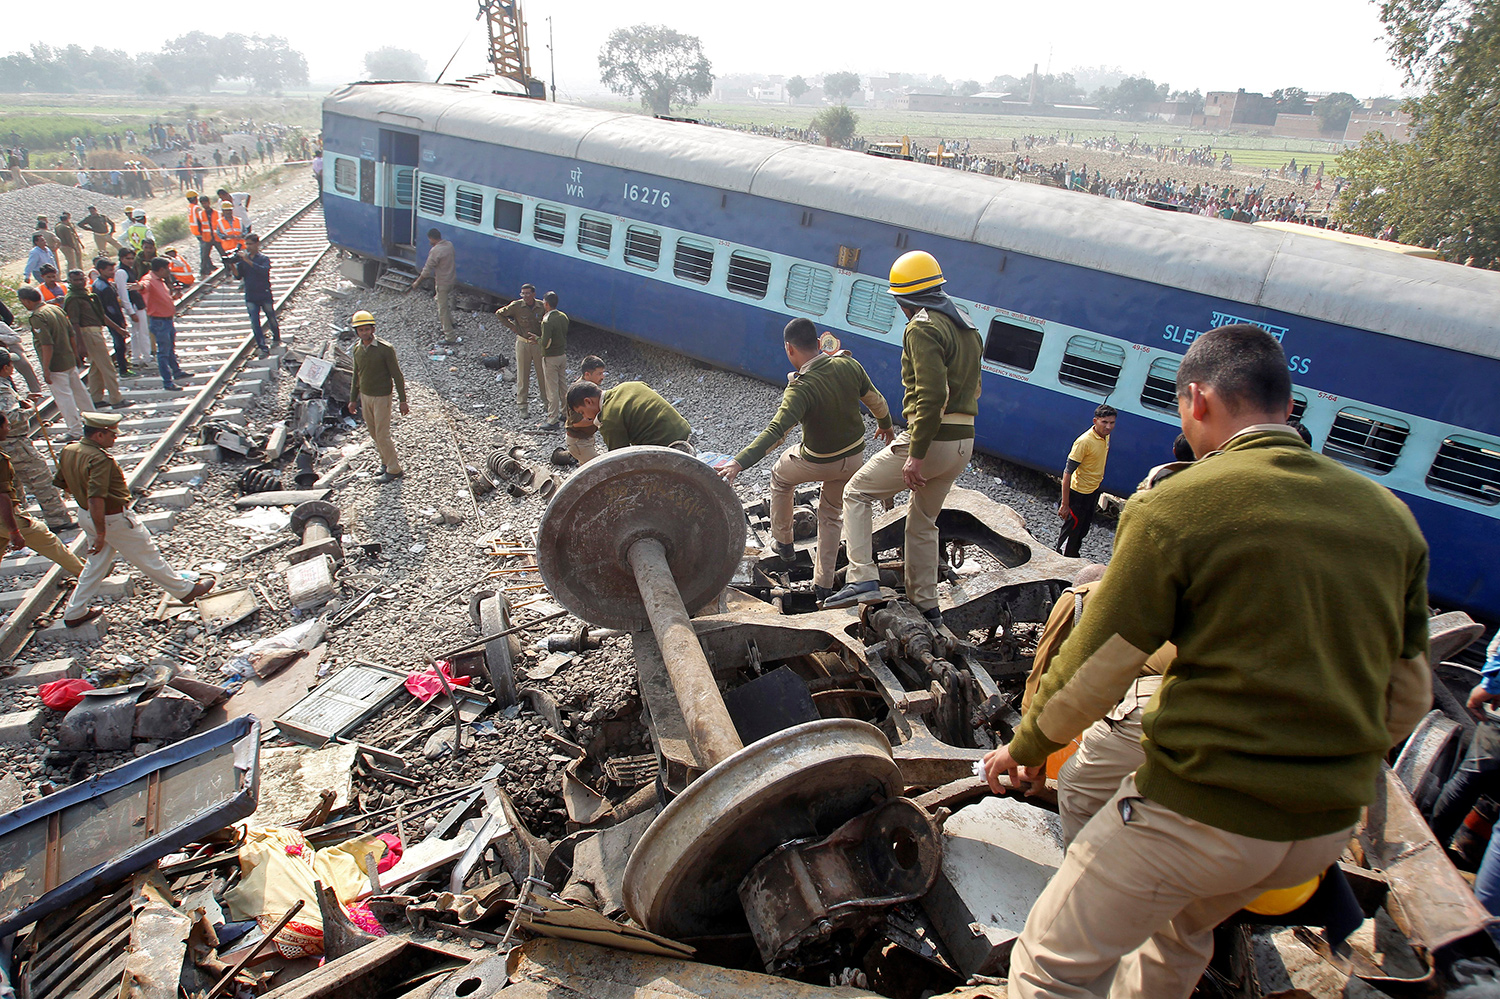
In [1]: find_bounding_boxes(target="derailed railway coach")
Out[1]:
[322,80,1500,620]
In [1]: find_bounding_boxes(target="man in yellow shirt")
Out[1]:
[1056,404,1115,558]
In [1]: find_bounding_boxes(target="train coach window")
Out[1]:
[727,252,771,299]
[493,197,522,233]
[1322,407,1409,474]
[1290,392,1308,421]
[417,177,446,216]
[847,279,899,334]
[454,186,483,225]
[533,205,567,246]
[1140,357,1179,412]
[785,264,833,315]
[333,158,356,195]
[1059,336,1126,395]
[983,317,1044,372]
[1427,435,1500,505]
[578,215,613,257]
[624,227,661,269]
[673,238,715,284]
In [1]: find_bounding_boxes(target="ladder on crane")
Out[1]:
[477,0,546,99]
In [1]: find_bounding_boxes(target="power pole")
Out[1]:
[547,15,556,102]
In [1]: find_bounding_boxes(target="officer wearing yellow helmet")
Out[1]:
[348,311,409,483]
[823,250,981,625]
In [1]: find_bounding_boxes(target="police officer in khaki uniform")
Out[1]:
[0,351,74,530]
[495,284,546,412]
[55,412,215,627]
[825,251,982,626]
[348,311,408,483]
[0,410,81,577]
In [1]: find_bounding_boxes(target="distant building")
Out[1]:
[1144,100,1200,124]
[897,91,1101,118]
[1198,89,1278,128]
[1344,105,1412,143]
[1271,113,1328,139]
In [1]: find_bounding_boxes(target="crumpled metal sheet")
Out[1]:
[1356,765,1495,955]
[119,873,191,999]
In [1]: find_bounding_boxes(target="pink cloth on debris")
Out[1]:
[403,661,471,703]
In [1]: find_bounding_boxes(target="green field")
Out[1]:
[0,93,324,152]
[583,99,1346,162]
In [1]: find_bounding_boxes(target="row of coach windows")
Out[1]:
[982,317,1500,501]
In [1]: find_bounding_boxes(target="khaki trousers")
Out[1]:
[567,432,598,465]
[13,511,82,576]
[770,450,864,589]
[80,327,124,405]
[92,232,122,254]
[361,393,402,474]
[434,283,454,335]
[2,431,70,524]
[1008,774,1353,999]
[1056,674,1162,847]
[66,509,192,618]
[541,355,568,423]
[514,337,544,409]
[59,244,82,274]
[46,366,91,436]
[841,432,972,610]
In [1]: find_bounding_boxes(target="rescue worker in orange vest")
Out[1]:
[36,265,68,305]
[214,199,244,257]
[163,249,195,288]
[186,191,217,278]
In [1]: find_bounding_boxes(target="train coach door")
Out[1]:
[379,130,418,257]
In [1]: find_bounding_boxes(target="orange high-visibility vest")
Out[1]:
[189,204,216,243]
[215,213,243,253]
[167,257,195,286]
[38,282,66,304]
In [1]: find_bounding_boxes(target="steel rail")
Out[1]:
[0,196,330,658]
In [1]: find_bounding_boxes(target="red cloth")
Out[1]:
[403,661,471,704]
[39,678,94,711]
[376,833,403,872]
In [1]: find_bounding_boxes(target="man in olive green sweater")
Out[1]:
[983,325,1431,999]
[348,311,409,483]
[719,318,895,596]
[825,251,981,624]
[565,380,690,459]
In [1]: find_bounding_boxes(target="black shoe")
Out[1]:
[113,400,134,409]
[47,520,79,532]
[769,541,796,563]
[814,585,833,603]
[822,581,881,608]
[163,383,186,392]
[375,470,405,483]
[921,606,944,628]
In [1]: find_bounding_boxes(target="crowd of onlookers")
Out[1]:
[5,119,319,198]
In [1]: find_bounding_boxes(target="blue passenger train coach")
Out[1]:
[322,81,1500,620]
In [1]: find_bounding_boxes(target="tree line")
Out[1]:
[1337,0,1500,267]
[0,34,309,94]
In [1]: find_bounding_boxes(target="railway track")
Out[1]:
[0,197,330,657]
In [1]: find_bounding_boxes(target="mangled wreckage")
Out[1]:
[2,446,1495,999]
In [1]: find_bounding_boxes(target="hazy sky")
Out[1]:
[13,0,1412,100]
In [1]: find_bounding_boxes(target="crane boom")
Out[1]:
[478,0,546,98]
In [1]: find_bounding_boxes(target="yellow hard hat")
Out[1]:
[1244,874,1322,916]
[186,190,198,199]
[888,250,945,296]
[351,311,376,327]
